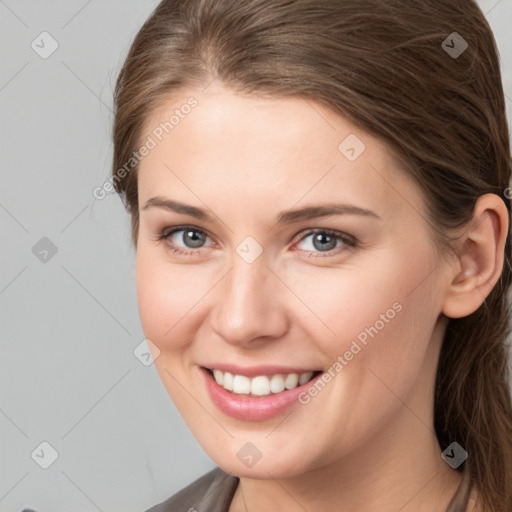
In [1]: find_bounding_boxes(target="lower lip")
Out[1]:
[200,366,323,421]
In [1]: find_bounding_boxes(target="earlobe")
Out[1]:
[441,193,509,319]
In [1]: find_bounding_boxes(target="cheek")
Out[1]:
[289,246,439,381]
[284,254,439,455]
[135,250,204,409]
[135,248,198,350]
[136,246,234,358]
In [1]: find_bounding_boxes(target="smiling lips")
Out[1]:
[208,368,321,396]
[201,365,325,421]
[203,363,323,397]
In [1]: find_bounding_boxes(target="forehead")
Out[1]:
[138,83,425,223]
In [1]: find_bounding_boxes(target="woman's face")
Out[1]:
[135,82,454,478]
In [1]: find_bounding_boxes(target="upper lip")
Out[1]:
[202,364,322,378]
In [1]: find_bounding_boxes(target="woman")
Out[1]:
[111,1,512,511]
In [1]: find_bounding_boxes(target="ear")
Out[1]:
[442,193,509,319]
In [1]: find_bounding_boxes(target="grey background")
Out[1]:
[1,1,511,511]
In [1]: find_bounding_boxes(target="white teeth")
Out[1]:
[222,372,233,391]
[298,371,314,385]
[232,375,251,394]
[251,375,270,396]
[210,369,318,396]
[213,369,224,386]
[269,374,285,393]
[284,373,298,389]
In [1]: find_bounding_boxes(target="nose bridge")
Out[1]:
[211,251,287,345]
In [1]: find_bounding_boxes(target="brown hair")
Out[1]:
[112,1,512,510]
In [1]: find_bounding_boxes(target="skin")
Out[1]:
[135,81,508,512]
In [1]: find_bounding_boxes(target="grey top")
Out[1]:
[145,466,240,512]
[19,468,239,512]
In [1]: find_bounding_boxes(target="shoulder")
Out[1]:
[144,466,239,512]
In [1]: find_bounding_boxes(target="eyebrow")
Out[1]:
[141,196,381,224]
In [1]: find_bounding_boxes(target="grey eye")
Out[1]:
[180,229,207,248]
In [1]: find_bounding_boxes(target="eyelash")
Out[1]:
[154,225,358,258]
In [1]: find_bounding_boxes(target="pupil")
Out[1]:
[184,230,205,248]
[313,233,336,251]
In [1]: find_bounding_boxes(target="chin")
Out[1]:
[212,453,312,480]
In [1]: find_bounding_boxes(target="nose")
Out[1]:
[210,255,289,348]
